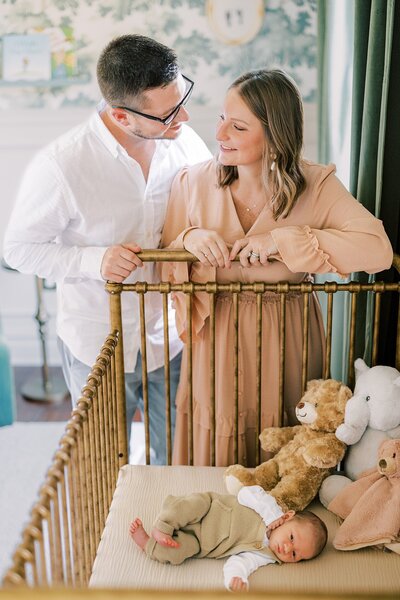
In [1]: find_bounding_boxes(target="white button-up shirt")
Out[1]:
[4,105,211,371]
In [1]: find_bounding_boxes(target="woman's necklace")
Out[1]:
[232,190,267,214]
[231,187,268,232]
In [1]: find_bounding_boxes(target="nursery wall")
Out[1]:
[0,0,318,365]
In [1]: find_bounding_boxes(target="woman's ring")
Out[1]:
[202,251,208,257]
[250,251,260,259]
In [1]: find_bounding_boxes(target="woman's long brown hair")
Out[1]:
[217,69,306,220]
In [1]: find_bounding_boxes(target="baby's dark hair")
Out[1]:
[294,511,328,558]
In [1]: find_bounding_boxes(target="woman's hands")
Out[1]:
[230,233,277,268]
[183,228,231,268]
[183,229,277,269]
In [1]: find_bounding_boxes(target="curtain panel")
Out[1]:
[318,0,400,372]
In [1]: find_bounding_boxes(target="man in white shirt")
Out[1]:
[4,35,211,464]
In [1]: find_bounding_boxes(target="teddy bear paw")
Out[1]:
[224,474,244,495]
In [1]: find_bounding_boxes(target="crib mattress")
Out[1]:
[90,465,400,593]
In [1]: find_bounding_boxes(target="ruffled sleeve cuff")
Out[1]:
[270,226,347,278]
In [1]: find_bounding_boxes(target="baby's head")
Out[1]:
[268,510,327,563]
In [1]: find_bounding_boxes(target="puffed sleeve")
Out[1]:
[269,165,393,277]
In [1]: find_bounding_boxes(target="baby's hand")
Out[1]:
[266,515,286,532]
[229,577,248,592]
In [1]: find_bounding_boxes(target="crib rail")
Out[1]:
[3,333,122,588]
[3,251,400,591]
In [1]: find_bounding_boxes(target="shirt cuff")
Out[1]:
[80,246,108,280]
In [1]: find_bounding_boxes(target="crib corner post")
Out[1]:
[107,282,128,469]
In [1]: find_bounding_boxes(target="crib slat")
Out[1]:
[108,287,128,469]
[110,349,119,498]
[278,290,287,427]
[255,290,263,465]
[162,290,172,465]
[347,289,359,389]
[208,287,216,467]
[371,291,381,366]
[301,286,310,393]
[186,289,194,465]
[44,478,63,584]
[232,290,239,464]
[96,375,109,524]
[324,290,334,379]
[57,460,73,586]
[75,426,91,584]
[86,397,101,550]
[65,436,85,586]
[103,361,114,508]
[92,375,107,528]
[138,291,150,465]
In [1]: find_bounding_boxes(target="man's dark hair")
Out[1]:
[97,34,179,107]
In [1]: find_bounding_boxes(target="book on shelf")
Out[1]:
[2,33,51,82]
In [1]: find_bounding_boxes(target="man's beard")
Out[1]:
[131,125,181,141]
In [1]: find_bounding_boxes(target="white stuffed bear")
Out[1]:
[319,358,400,508]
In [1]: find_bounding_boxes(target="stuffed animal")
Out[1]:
[328,439,400,552]
[224,379,352,512]
[319,359,400,508]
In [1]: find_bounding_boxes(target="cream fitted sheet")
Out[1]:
[90,465,400,593]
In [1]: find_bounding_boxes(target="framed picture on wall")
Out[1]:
[206,0,265,45]
[2,34,51,81]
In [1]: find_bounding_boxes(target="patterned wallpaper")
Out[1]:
[0,0,317,109]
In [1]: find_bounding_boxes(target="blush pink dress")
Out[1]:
[161,159,393,467]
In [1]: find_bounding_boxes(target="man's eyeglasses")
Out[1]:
[113,75,194,126]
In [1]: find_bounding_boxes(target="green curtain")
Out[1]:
[349,0,399,367]
[318,0,400,376]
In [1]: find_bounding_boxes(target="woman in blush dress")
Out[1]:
[161,69,393,467]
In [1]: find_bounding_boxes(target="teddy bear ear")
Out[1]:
[306,379,321,391]
[354,358,369,379]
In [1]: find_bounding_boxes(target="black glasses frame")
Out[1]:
[113,75,194,125]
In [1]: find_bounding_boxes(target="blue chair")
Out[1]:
[0,319,16,426]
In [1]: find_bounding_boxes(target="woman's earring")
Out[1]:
[270,153,277,171]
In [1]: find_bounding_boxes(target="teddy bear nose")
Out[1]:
[297,402,305,409]
[379,459,387,469]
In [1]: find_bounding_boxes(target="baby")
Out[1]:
[130,485,327,591]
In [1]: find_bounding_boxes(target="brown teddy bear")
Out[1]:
[224,379,352,512]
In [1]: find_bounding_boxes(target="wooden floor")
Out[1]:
[14,366,72,421]
[13,366,141,423]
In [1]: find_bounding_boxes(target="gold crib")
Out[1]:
[3,251,400,599]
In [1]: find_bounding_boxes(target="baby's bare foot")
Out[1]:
[129,518,149,551]
[151,526,180,548]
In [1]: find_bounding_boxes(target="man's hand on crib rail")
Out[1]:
[101,242,143,282]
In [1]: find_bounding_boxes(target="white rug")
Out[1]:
[0,420,145,581]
